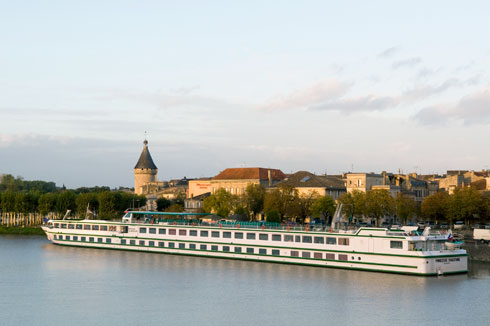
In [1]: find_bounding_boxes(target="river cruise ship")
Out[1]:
[42,211,467,276]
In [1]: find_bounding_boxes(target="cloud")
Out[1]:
[392,57,422,69]
[311,95,399,113]
[257,79,350,111]
[378,46,400,58]
[401,78,461,102]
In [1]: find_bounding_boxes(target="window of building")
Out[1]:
[272,249,280,256]
[100,225,108,231]
[302,252,311,258]
[284,235,294,242]
[130,240,135,245]
[68,224,75,229]
[190,230,198,236]
[326,237,337,245]
[259,233,268,241]
[211,245,218,251]
[169,242,175,248]
[295,235,301,242]
[235,232,243,239]
[200,231,209,237]
[234,247,242,253]
[92,225,99,230]
[326,253,335,260]
[179,243,185,249]
[200,244,207,250]
[259,248,267,255]
[272,234,281,241]
[314,237,324,244]
[246,248,254,254]
[247,233,256,240]
[140,227,147,233]
[179,229,187,236]
[314,252,322,259]
[139,240,145,246]
[302,236,312,243]
[223,232,232,238]
[189,244,196,249]
[338,254,348,261]
[212,231,220,238]
[338,238,349,246]
[223,246,230,252]
[98,238,103,243]
[158,242,164,247]
[390,241,403,249]
[291,251,299,257]
[148,241,154,246]
[120,239,126,244]
[149,228,156,234]
[169,229,177,235]
[159,228,166,235]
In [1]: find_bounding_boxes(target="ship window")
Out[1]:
[169,229,176,235]
[302,252,311,258]
[338,238,349,246]
[60,224,67,229]
[190,230,198,236]
[284,235,294,242]
[98,238,103,243]
[148,241,154,246]
[54,223,59,228]
[247,233,256,240]
[314,237,324,244]
[169,242,175,248]
[295,235,301,242]
[109,226,117,232]
[326,253,335,260]
[189,244,196,249]
[223,232,232,238]
[291,251,299,257]
[179,230,187,236]
[326,237,337,245]
[73,236,78,241]
[68,224,75,229]
[121,239,126,244]
[81,237,86,242]
[92,225,99,231]
[107,238,112,244]
[235,232,243,239]
[338,254,348,261]
[158,242,164,247]
[247,248,254,254]
[159,228,166,235]
[66,236,71,240]
[390,241,403,249]
[84,225,90,230]
[272,234,281,241]
[200,231,209,237]
[272,249,280,256]
[130,240,135,245]
[140,227,147,233]
[314,252,322,259]
[234,247,242,253]
[259,248,267,255]
[212,231,220,238]
[139,240,145,246]
[89,237,95,242]
[179,243,185,249]
[200,244,207,250]
[259,234,268,241]
[211,245,218,251]
[76,224,82,229]
[223,246,230,252]
[100,225,108,231]
[302,236,312,243]
[149,228,156,234]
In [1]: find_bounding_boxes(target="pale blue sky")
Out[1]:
[1,1,489,187]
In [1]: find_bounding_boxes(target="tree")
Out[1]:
[291,192,318,224]
[447,187,484,226]
[311,195,336,224]
[244,184,265,221]
[14,192,28,214]
[38,193,58,215]
[203,188,236,218]
[421,191,450,223]
[264,185,298,221]
[75,193,98,218]
[395,193,417,225]
[1,191,16,212]
[266,210,281,223]
[97,191,117,219]
[165,204,184,212]
[56,191,76,215]
[337,190,365,222]
[364,189,395,226]
[156,197,171,211]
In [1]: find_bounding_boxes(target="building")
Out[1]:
[275,171,346,200]
[211,167,286,194]
[345,173,384,193]
[134,140,158,195]
[184,192,211,213]
[187,178,212,198]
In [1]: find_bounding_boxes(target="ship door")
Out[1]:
[120,226,128,233]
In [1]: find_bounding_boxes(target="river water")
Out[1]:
[1,235,489,326]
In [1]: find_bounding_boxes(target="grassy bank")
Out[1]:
[0,226,45,236]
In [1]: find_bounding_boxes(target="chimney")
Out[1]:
[268,169,272,187]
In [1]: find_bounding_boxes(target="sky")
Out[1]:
[1,0,490,188]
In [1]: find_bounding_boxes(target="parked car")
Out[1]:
[454,221,465,230]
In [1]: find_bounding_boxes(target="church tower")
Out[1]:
[134,139,158,195]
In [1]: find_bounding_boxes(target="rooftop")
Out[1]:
[212,167,286,181]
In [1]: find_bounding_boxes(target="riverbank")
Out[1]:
[0,226,45,236]
[463,241,490,262]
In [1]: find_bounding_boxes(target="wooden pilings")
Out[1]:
[0,212,49,226]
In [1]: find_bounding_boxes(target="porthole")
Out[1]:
[358,257,361,261]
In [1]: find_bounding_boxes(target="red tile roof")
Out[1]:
[212,168,286,181]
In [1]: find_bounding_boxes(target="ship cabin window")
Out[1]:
[211,231,220,238]
[190,230,198,236]
[76,224,82,230]
[169,229,177,235]
[200,231,209,237]
[130,240,135,245]
[84,225,90,230]
[189,244,196,249]
[235,232,243,239]
[247,248,254,254]
[259,248,267,255]
[149,228,156,234]
[54,223,59,228]
[158,242,164,247]
[211,245,218,251]
[246,233,256,240]
[235,247,242,253]
[314,237,324,244]
[338,254,348,261]
[61,224,67,229]
[169,242,175,248]
[326,237,337,245]
[338,238,349,246]
[92,225,99,231]
[179,230,186,236]
[81,237,86,242]
[89,237,95,242]
[272,249,280,256]
[302,236,312,243]
[159,228,166,235]
[272,234,281,241]
[314,253,322,259]
[100,225,108,231]
[179,243,185,249]
[200,244,207,250]
[121,239,126,244]
[223,232,232,238]
[295,235,301,242]
[68,224,75,229]
[98,238,103,243]
[326,253,335,260]
[291,251,299,257]
[140,227,147,233]
[109,226,117,232]
[139,240,145,246]
[259,234,268,241]
[106,238,112,244]
[390,241,403,249]
[73,236,78,241]
[65,236,70,240]
[149,241,154,246]
[284,235,294,242]
[223,246,230,252]
[302,252,311,258]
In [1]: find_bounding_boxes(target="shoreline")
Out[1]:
[0,226,45,236]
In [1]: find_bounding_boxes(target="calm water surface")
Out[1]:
[1,235,489,326]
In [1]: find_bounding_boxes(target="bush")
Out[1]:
[266,210,281,223]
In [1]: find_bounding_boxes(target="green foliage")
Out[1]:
[0,174,56,193]
[364,189,395,226]
[421,191,450,222]
[203,188,237,218]
[244,184,265,220]
[264,184,298,220]
[38,193,58,215]
[447,187,485,225]
[165,204,184,212]
[311,195,336,222]
[156,197,171,211]
[97,191,118,219]
[14,192,28,214]
[1,191,16,212]
[0,226,45,236]
[395,193,417,225]
[75,193,98,217]
[291,192,318,224]
[337,190,365,221]
[266,210,281,223]
[56,191,76,214]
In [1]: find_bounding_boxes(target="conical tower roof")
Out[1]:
[134,140,158,170]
